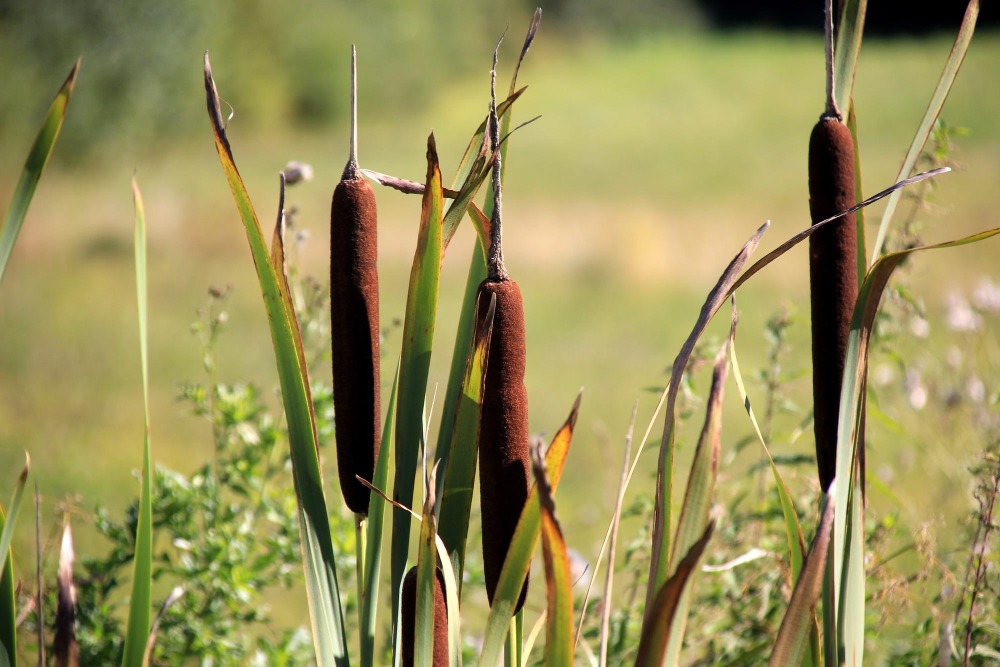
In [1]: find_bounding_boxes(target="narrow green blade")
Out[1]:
[437,292,494,581]
[0,456,30,667]
[832,223,1000,665]
[122,180,153,667]
[769,490,836,667]
[870,0,980,262]
[833,0,866,118]
[0,60,79,287]
[634,523,714,667]
[478,396,580,667]
[360,363,399,667]
[661,340,729,666]
[203,54,348,667]
[390,134,445,631]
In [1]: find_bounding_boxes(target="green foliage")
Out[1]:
[63,288,353,665]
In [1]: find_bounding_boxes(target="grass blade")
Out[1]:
[141,586,183,667]
[0,458,27,667]
[390,134,445,631]
[634,523,714,667]
[203,54,348,667]
[122,179,153,667]
[0,59,79,287]
[769,489,836,667]
[437,292,495,581]
[598,403,636,667]
[478,395,580,667]
[833,0,866,118]
[661,338,729,666]
[870,0,980,263]
[531,445,574,667]
[360,363,399,667]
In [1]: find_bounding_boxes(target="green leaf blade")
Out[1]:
[390,134,445,631]
[0,60,79,287]
[203,54,348,667]
[122,181,152,667]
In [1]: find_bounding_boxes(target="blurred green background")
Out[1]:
[1,0,998,631]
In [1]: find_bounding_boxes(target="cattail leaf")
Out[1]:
[437,292,495,581]
[360,362,399,667]
[659,339,729,666]
[769,489,836,667]
[832,0,866,118]
[846,107,867,281]
[870,0,980,263]
[391,133,445,631]
[0,455,29,667]
[0,59,79,287]
[645,221,766,619]
[832,223,1000,665]
[478,395,580,667]
[203,54,348,667]
[634,522,714,667]
[531,447,573,667]
[122,180,153,667]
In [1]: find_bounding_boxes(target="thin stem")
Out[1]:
[342,45,360,181]
[824,0,842,119]
[487,35,508,282]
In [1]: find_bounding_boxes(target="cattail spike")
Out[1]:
[331,51,380,514]
[823,0,841,119]
[400,566,449,667]
[487,34,508,282]
[808,115,857,491]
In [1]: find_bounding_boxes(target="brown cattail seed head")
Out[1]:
[808,115,858,492]
[330,176,381,514]
[476,278,530,611]
[400,565,449,667]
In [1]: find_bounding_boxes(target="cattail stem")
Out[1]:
[487,36,508,282]
[823,0,841,119]
[342,45,360,181]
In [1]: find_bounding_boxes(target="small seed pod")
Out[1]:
[808,114,858,492]
[400,565,449,667]
[477,277,531,611]
[331,47,380,514]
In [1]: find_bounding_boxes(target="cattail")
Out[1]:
[331,46,380,514]
[400,566,449,667]
[477,44,531,611]
[808,0,858,492]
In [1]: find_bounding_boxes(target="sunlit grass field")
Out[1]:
[1,28,998,593]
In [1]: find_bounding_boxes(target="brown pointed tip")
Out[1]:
[65,58,82,89]
[20,452,31,481]
[567,390,583,431]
